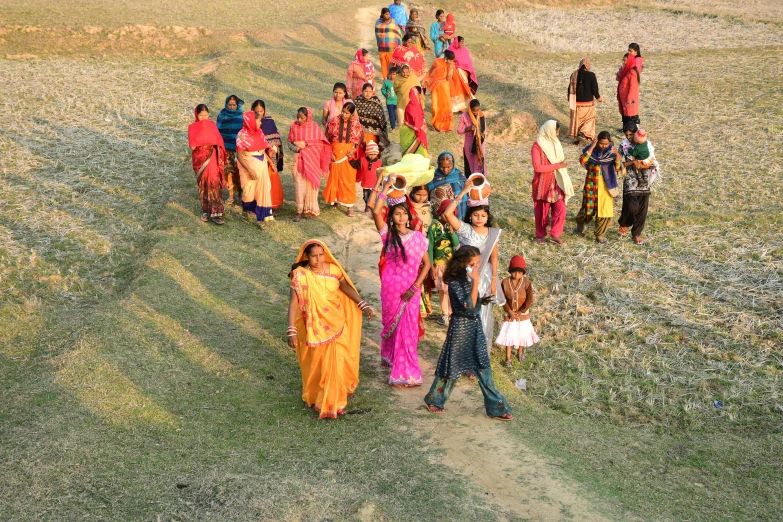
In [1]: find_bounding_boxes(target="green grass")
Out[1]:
[2,0,782,520]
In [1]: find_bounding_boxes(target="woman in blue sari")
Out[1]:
[430,10,447,58]
[428,151,467,220]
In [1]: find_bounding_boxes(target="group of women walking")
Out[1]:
[187,27,657,421]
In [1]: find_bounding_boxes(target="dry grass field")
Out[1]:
[1,0,781,520]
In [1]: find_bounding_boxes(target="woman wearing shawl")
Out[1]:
[216,95,244,205]
[618,122,657,245]
[567,58,602,144]
[531,120,573,245]
[575,131,622,243]
[189,104,227,224]
[355,83,389,149]
[347,49,376,100]
[457,99,487,175]
[323,102,364,217]
[236,111,277,227]
[441,189,504,351]
[391,35,428,80]
[422,50,455,132]
[616,43,644,127]
[393,65,421,129]
[430,10,447,59]
[427,151,468,220]
[406,9,431,53]
[288,107,331,221]
[400,86,429,157]
[288,239,374,419]
[372,177,431,386]
[448,37,478,95]
[252,100,284,212]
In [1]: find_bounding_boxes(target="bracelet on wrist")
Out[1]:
[378,193,387,201]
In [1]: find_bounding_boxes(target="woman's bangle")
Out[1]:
[378,193,387,201]
[358,300,370,311]
[371,188,379,194]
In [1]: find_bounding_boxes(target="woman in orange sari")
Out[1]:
[422,51,453,132]
[288,240,374,419]
[445,49,473,113]
[323,102,364,217]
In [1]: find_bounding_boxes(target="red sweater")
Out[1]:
[531,142,563,203]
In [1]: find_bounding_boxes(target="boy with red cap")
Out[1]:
[350,140,382,212]
[427,199,460,326]
[496,255,539,365]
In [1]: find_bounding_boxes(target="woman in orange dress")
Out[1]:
[422,51,453,132]
[323,102,364,217]
[288,240,374,419]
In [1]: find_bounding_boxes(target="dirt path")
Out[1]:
[330,213,609,522]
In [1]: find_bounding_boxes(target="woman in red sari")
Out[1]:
[287,107,332,221]
[400,86,428,157]
[188,104,227,225]
[616,43,644,128]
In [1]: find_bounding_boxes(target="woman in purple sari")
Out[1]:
[372,175,432,386]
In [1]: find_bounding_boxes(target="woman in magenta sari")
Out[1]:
[448,36,478,95]
[372,175,431,386]
[188,104,227,224]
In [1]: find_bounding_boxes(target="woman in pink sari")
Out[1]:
[616,42,644,128]
[372,175,431,386]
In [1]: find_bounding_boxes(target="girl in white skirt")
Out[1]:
[496,255,540,366]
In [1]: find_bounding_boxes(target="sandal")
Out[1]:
[489,413,513,421]
[211,216,224,225]
[425,402,444,414]
[548,236,565,246]
[200,213,209,222]
[504,360,513,368]
[634,237,645,246]
[518,350,526,362]
[292,214,302,222]
[618,226,628,236]
[347,209,355,217]
[534,238,546,244]
[596,237,608,244]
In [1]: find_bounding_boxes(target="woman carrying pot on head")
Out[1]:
[288,239,374,419]
[440,179,504,351]
[371,175,431,387]
[574,130,622,244]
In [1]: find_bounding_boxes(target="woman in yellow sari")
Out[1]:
[288,240,374,419]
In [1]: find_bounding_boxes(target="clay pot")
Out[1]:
[385,174,408,199]
[467,173,491,201]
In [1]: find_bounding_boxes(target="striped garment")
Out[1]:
[579,151,621,217]
[375,19,402,53]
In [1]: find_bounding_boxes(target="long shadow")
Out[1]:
[244,33,353,71]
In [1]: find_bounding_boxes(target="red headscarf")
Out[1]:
[235,111,269,152]
[404,87,428,149]
[287,108,332,189]
[188,107,225,149]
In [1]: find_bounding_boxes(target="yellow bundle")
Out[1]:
[383,154,435,187]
